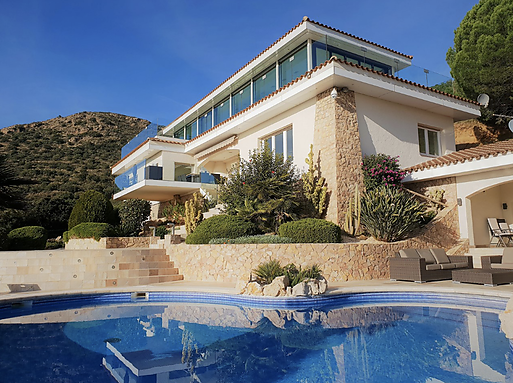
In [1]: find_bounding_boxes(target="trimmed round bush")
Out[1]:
[64,222,117,242]
[209,235,292,244]
[278,218,342,243]
[68,190,116,230]
[8,226,48,250]
[185,215,259,244]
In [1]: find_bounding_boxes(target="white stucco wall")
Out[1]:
[456,168,513,246]
[234,97,316,173]
[355,93,456,168]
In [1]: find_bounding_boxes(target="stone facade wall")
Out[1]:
[405,176,458,208]
[313,88,364,226]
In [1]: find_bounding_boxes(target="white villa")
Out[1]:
[112,17,513,249]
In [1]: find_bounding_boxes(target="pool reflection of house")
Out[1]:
[112,16,508,248]
[99,303,511,382]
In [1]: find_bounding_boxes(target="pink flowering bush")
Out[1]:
[361,154,409,190]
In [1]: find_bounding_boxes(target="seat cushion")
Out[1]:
[439,263,457,270]
[399,249,420,259]
[426,264,442,271]
[491,263,513,270]
[501,249,513,264]
[449,262,468,269]
[417,249,436,264]
[430,248,450,264]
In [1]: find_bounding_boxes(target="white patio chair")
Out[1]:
[487,218,513,247]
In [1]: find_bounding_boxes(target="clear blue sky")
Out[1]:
[0,0,479,129]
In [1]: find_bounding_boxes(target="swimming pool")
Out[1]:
[0,292,511,382]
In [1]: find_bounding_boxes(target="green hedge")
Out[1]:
[185,215,259,244]
[8,226,48,250]
[64,222,117,242]
[278,218,342,243]
[68,190,116,230]
[209,235,293,244]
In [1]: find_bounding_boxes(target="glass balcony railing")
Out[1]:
[115,161,218,192]
[394,64,453,90]
[121,123,158,158]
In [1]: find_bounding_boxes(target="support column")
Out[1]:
[313,87,364,226]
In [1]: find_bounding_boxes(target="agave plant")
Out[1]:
[253,259,284,284]
[360,186,425,242]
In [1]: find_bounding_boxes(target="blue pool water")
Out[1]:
[0,292,511,383]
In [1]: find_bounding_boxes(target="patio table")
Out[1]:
[452,268,513,287]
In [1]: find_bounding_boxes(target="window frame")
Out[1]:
[261,126,293,161]
[418,125,441,157]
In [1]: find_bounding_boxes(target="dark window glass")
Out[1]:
[198,111,212,134]
[232,83,251,115]
[279,46,307,87]
[286,129,293,159]
[173,127,184,139]
[214,98,230,126]
[253,67,276,102]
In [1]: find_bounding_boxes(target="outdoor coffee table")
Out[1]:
[452,268,513,287]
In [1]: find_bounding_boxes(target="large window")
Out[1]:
[263,128,293,160]
[214,98,230,126]
[198,110,212,134]
[279,45,307,87]
[232,83,251,115]
[185,120,197,140]
[253,67,276,103]
[312,42,391,74]
[173,127,184,139]
[418,126,440,156]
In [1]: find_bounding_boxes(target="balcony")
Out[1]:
[395,64,453,90]
[113,161,218,201]
[121,123,158,158]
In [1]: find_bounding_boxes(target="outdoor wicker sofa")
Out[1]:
[389,248,473,283]
[481,248,513,270]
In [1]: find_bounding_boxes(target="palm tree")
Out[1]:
[0,154,36,210]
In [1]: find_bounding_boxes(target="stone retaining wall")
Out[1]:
[66,236,162,250]
[166,239,443,288]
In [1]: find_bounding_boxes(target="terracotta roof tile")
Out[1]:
[406,140,513,172]
[187,57,478,145]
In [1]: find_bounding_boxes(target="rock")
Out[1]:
[307,279,320,295]
[293,310,310,325]
[292,281,309,296]
[286,286,292,296]
[263,275,289,297]
[264,310,286,328]
[245,282,263,296]
[318,276,328,294]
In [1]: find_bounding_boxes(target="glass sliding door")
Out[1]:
[214,98,230,126]
[253,67,276,103]
[198,110,212,134]
[279,45,307,87]
[232,83,251,115]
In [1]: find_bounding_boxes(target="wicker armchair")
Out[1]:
[389,248,472,283]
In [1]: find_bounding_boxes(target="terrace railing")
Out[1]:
[121,123,158,158]
[394,64,454,91]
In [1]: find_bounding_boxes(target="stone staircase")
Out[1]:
[0,248,183,293]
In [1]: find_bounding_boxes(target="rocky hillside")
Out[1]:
[455,119,513,150]
[0,112,150,235]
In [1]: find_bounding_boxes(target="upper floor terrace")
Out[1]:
[112,17,480,201]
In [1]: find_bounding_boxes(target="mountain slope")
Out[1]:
[0,112,150,235]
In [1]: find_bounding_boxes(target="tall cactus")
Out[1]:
[343,184,361,236]
[185,192,204,235]
[303,144,328,217]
